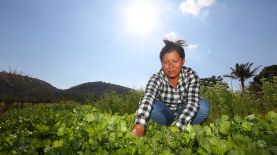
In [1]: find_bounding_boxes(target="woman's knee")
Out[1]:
[191,97,210,124]
[199,97,210,114]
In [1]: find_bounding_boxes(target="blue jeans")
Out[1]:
[149,98,210,126]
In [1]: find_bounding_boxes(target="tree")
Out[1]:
[0,68,32,109]
[250,65,277,92]
[85,93,97,104]
[200,75,227,87]
[229,62,260,91]
[253,65,277,83]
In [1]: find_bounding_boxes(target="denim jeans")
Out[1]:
[149,98,210,126]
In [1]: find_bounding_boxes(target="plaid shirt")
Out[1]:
[135,66,200,130]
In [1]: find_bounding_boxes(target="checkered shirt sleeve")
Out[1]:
[134,74,161,127]
[175,72,200,130]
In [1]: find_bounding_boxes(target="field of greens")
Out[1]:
[0,104,277,155]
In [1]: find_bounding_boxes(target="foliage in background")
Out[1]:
[200,77,277,124]
[0,69,58,107]
[200,75,227,87]
[228,62,260,91]
[0,70,131,107]
[262,77,277,112]
[84,76,277,121]
[250,65,277,92]
[92,90,143,115]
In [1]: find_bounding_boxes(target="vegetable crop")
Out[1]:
[0,104,276,154]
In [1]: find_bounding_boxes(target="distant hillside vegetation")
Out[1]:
[0,71,59,103]
[0,71,131,104]
[62,82,131,102]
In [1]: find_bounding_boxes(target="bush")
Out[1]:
[93,90,143,115]
[201,78,277,124]
[262,77,277,111]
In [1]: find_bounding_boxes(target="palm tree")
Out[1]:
[229,62,261,91]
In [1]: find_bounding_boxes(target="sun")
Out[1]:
[126,1,158,35]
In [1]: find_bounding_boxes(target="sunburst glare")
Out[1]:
[125,1,158,36]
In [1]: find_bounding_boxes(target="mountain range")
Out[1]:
[0,71,131,103]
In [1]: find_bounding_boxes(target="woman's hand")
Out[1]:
[132,124,145,137]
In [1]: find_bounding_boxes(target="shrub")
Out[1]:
[262,76,277,111]
[93,90,143,115]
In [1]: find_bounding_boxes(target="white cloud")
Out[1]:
[164,32,199,50]
[188,44,198,49]
[164,31,182,42]
[179,0,215,16]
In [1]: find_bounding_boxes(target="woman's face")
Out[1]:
[161,50,184,80]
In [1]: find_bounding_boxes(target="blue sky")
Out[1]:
[0,0,276,90]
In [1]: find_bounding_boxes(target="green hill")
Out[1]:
[0,72,131,103]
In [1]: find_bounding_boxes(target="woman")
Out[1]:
[133,39,210,137]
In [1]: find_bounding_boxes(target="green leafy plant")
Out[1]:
[0,104,276,154]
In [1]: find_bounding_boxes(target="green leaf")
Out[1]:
[219,121,230,136]
[242,121,252,132]
[33,123,49,133]
[234,115,243,124]
[169,126,180,134]
[266,111,277,122]
[57,126,65,136]
[256,140,267,149]
[84,114,95,122]
[204,126,213,136]
[52,140,64,148]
